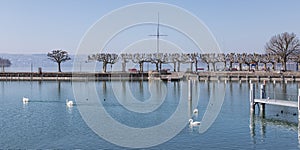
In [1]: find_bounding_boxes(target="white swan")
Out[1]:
[193,108,198,114]
[66,99,74,107]
[23,97,29,103]
[189,119,201,126]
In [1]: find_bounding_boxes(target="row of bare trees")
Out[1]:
[45,32,299,72]
[0,57,11,72]
[86,32,300,72]
[87,52,300,72]
[88,53,200,72]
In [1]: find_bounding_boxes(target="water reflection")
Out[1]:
[57,81,61,100]
[250,113,298,144]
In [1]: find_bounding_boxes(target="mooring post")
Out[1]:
[188,79,192,101]
[260,84,266,117]
[298,88,300,144]
[250,83,255,113]
[298,88,300,122]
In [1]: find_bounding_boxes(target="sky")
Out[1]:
[0,0,300,54]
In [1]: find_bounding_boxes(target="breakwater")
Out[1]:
[197,71,300,82]
[0,72,149,81]
[1,71,300,82]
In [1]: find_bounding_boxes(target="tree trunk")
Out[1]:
[255,63,259,70]
[195,60,198,72]
[58,62,61,72]
[264,63,267,71]
[190,62,193,72]
[207,63,210,71]
[229,62,233,69]
[272,62,276,70]
[139,62,143,72]
[122,62,126,72]
[159,62,162,71]
[155,62,159,71]
[173,62,176,72]
[177,62,181,72]
[282,60,287,71]
[103,62,107,73]
[239,63,242,71]
[212,62,216,71]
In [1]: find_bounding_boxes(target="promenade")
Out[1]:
[0,71,300,82]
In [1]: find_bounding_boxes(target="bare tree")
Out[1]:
[47,50,71,72]
[237,53,246,71]
[169,53,179,72]
[226,53,236,70]
[217,53,226,70]
[159,53,175,72]
[88,53,118,72]
[251,53,260,70]
[200,54,210,71]
[0,57,11,72]
[190,53,201,72]
[290,54,300,71]
[244,53,254,71]
[120,53,132,72]
[265,32,300,71]
[150,53,162,71]
[132,53,151,72]
[209,53,219,71]
[260,54,271,71]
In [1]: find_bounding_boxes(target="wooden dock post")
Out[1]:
[250,83,255,113]
[298,88,300,122]
[260,84,266,117]
[298,88,300,144]
[188,79,192,101]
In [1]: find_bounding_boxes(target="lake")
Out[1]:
[0,80,299,149]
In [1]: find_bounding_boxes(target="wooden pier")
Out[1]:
[254,99,298,108]
[0,72,149,81]
[249,83,300,120]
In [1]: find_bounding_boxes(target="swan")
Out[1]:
[23,97,29,103]
[66,99,74,107]
[189,119,201,126]
[193,108,198,114]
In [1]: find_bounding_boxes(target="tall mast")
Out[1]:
[149,12,167,55]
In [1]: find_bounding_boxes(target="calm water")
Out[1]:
[0,80,299,149]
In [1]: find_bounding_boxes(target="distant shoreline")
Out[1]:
[0,71,300,82]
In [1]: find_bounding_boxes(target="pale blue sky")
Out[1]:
[0,0,299,54]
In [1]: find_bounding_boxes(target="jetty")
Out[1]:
[249,83,300,120]
[0,70,300,82]
[0,72,149,81]
[197,71,300,82]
